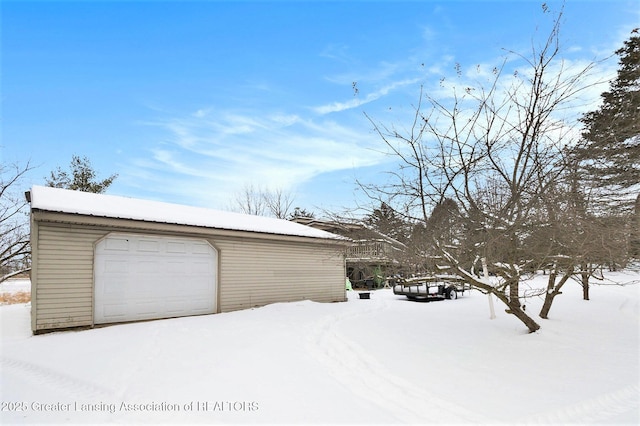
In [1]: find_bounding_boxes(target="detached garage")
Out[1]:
[28,186,348,333]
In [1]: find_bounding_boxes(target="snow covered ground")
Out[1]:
[1,272,638,424]
[0,278,30,296]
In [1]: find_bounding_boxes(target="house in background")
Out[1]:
[28,186,349,334]
[291,217,406,289]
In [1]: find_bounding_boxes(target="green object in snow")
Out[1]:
[373,266,384,288]
[345,278,353,291]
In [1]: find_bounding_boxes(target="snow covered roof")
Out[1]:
[29,186,347,241]
[292,216,407,248]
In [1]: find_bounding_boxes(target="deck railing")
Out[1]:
[346,240,396,261]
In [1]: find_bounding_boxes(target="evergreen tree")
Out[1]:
[578,34,639,189]
[289,207,315,220]
[577,33,640,257]
[426,198,460,246]
[46,155,117,193]
[364,202,407,242]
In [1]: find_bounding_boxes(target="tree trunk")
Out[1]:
[539,270,556,320]
[539,293,558,319]
[581,265,590,301]
[494,291,540,333]
[506,300,540,333]
[632,193,640,259]
[510,306,541,333]
[539,269,572,319]
[444,252,541,333]
[509,278,521,309]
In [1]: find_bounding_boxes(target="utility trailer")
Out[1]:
[393,275,469,301]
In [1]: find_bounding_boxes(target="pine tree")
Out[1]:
[46,155,117,193]
[289,207,315,220]
[578,34,639,189]
[364,202,407,242]
[578,33,640,257]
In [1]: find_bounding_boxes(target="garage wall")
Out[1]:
[32,223,108,332]
[214,238,346,312]
[32,220,346,333]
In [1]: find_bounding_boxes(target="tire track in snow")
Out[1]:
[306,297,490,424]
[113,322,164,401]
[0,356,116,400]
[523,383,639,424]
[618,295,639,320]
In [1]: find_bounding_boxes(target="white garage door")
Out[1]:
[94,233,217,324]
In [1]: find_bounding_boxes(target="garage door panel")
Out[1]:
[103,303,127,319]
[104,237,130,251]
[192,242,212,254]
[188,282,207,293]
[103,280,126,295]
[192,299,213,311]
[167,241,186,253]
[104,259,128,273]
[133,300,159,315]
[166,299,186,313]
[95,234,217,324]
[192,260,212,275]
[167,261,186,274]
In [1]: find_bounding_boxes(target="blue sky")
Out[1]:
[2,0,638,217]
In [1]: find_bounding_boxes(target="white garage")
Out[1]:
[28,185,348,333]
[94,233,217,324]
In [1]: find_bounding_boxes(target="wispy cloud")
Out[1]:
[319,43,352,63]
[126,39,455,208]
[128,108,388,209]
[312,78,421,114]
[323,61,406,87]
[120,10,630,212]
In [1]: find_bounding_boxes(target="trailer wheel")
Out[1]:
[447,288,458,300]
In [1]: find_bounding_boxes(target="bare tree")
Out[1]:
[234,184,267,216]
[534,205,630,316]
[361,8,599,332]
[1,161,33,283]
[233,184,295,219]
[263,188,295,219]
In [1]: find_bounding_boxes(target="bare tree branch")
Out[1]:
[1,161,34,283]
